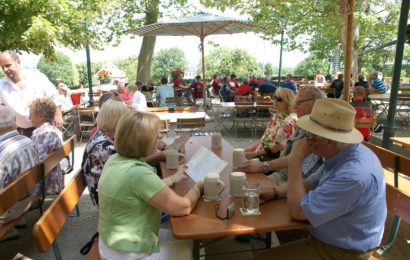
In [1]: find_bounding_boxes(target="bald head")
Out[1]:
[0,106,16,132]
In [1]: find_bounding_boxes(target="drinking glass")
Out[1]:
[241,180,260,215]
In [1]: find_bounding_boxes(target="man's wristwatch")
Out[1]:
[263,161,271,175]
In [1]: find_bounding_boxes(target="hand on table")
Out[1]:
[259,183,278,203]
[237,159,263,173]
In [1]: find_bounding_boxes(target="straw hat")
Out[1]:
[297,98,363,144]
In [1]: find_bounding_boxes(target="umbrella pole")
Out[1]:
[201,36,207,111]
[343,0,354,102]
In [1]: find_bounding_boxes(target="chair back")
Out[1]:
[386,184,410,223]
[355,117,376,129]
[176,117,206,132]
[160,119,170,133]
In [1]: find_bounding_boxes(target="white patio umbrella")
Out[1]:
[127,12,263,107]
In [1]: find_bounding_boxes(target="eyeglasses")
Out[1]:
[295,98,312,106]
[273,96,283,102]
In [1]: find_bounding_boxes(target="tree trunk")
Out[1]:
[136,0,159,83]
[137,36,157,83]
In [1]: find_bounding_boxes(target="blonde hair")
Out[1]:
[275,87,296,113]
[96,99,128,133]
[28,98,56,123]
[353,86,366,97]
[127,83,137,95]
[115,111,160,158]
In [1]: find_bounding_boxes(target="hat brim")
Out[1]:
[297,116,363,144]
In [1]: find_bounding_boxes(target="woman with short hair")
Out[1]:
[29,97,63,194]
[98,111,203,259]
[245,88,296,161]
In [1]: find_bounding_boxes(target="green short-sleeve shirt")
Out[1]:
[98,153,166,254]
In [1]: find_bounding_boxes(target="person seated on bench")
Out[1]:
[0,106,39,241]
[82,99,128,205]
[351,86,373,141]
[256,99,386,259]
[29,98,63,195]
[98,111,203,259]
[239,86,323,185]
[245,88,296,161]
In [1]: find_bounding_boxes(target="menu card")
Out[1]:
[185,146,228,182]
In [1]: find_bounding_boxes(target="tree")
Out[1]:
[114,55,138,84]
[0,0,109,58]
[294,56,330,79]
[264,63,274,77]
[37,52,76,87]
[75,62,101,86]
[151,48,188,81]
[201,0,401,80]
[204,47,259,79]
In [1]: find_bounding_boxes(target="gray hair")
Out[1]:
[0,106,16,130]
[299,86,323,101]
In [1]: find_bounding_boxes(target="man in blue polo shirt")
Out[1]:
[256,99,386,259]
[368,71,387,93]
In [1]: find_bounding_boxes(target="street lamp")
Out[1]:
[84,21,94,107]
[277,22,286,85]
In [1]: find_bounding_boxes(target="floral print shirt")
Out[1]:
[82,130,115,205]
[257,112,296,154]
[31,122,63,194]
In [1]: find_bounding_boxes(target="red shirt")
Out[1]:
[236,84,253,96]
[173,78,184,89]
[212,79,222,94]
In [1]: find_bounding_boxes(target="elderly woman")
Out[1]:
[29,98,63,194]
[98,111,203,259]
[245,88,296,161]
[82,99,129,205]
[127,83,147,112]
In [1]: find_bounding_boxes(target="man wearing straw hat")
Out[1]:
[257,99,386,259]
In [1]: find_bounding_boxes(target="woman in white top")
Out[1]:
[127,83,148,112]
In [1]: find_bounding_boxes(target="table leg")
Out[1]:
[265,232,272,248]
[193,240,200,260]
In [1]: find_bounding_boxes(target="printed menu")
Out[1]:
[185,146,228,182]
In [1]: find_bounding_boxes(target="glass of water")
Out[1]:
[242,180,260,215]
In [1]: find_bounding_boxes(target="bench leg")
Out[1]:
[193,240,200,260]
[376,215,401,255]
[52,241,63,260]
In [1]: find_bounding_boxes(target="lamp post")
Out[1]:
[278,24,285,85]
[84,21,94,107]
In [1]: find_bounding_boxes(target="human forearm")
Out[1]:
[287,159,307,220]
[268,155,288,170]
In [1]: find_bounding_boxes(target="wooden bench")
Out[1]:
[362,141,410,255]
[33,169,87,259]
[0,164,44,240]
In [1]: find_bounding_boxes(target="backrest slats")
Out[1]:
[386,184,410,223]
[0,164,43,215]
[33,169,86,252]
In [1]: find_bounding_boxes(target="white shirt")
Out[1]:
[0,69,61,128]
[59,94,74,112]
[131,91,148,112]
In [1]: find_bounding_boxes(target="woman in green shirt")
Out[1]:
[98,110,203,259]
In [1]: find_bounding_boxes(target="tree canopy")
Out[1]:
[201,0,401,79]
[204,47,259,79]
[0,0,109,58]
[37,52,76,87]
[151,47,188,81]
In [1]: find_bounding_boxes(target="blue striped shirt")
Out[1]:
[371,78,386,93]
[0,130,39,189]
